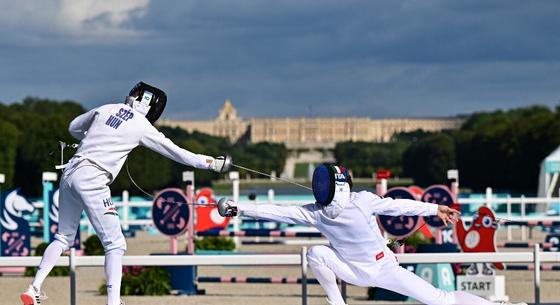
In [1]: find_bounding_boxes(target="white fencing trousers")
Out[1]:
[307,245,497,305]
[55,159,126,252]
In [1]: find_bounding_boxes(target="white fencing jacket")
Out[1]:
[238,191,438,265]
[68,103,214,182]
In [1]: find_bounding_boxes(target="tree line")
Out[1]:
[0,98,287,197]
[336,105,560,192]
[2,98,556,195]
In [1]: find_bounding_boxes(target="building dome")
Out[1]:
[218,99,238,121]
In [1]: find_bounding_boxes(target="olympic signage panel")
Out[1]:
[421,185,455,229]
[152,188,190,237]
[0,190,33,256]
[545,234,559,252]
[377,187,421,239]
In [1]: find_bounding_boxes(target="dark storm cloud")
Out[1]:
[0,0,559,118]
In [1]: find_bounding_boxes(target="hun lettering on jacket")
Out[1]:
[105,108,134,129]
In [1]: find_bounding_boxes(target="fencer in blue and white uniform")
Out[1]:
[218,164,526,305]
[21,82,232,305]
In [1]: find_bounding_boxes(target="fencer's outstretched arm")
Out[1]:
[236,202,320,226]
[68,107,98,140]
[363,192,460,225]
[140,124,215,170]
[365,192,439,216]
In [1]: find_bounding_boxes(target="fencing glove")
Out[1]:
[212,155,232,173]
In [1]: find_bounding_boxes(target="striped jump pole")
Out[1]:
[198,276,321,285]
[496,242,556,250]
[500,220,560,227]
[197,229,323,238]
[459,264,560,271]
[503,264,560,271]
[462,220,560,227]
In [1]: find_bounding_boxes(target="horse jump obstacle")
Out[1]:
[197,229,322,238]
[198,276,321,285]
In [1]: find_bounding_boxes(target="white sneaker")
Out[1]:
[106,300,125,305]
[20,285,47,305]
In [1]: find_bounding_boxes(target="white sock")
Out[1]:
[32,240,66,290]
[105,249,124,305]
[309,263,346,305]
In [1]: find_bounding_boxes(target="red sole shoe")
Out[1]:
[20,293,35,305]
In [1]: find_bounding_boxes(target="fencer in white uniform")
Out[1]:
[21,82,232,305]
[218,164,526,305]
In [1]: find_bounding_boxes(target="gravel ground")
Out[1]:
[1,228,558,305]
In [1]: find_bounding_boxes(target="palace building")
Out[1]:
[159,100,463,148]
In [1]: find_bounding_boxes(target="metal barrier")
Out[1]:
[1,246,559,305]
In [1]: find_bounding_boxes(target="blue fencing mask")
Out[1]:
[312,164,352,219]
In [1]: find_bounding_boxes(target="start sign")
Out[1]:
[152,188,190,237]
[377,187,421,239]
[456,275,508,301]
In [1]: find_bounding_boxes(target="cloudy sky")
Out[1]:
[0,1,559,119]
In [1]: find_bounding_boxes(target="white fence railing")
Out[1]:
[1,246,559,305]
[30,190,560,240]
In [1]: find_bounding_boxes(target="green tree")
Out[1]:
[0,121,20,189]
[334,141,409,177]
[455,106,560,191]
[229,142,288,178]
[403,133,456,186]
[0,98,85,195]
[0,99,287,195]
[111,147,175,196]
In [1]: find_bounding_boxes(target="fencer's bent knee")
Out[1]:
[53,233,72,251]
[307,245,330,266]
[101,232,127,253]
[105,248,125,256]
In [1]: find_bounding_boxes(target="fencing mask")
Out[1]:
[312,164,352,219]
[126,82,167,124]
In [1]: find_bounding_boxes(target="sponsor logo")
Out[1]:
[375,251,384,261]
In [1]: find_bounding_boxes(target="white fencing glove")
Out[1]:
[212,155,232,173]
[217,197,238,217]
